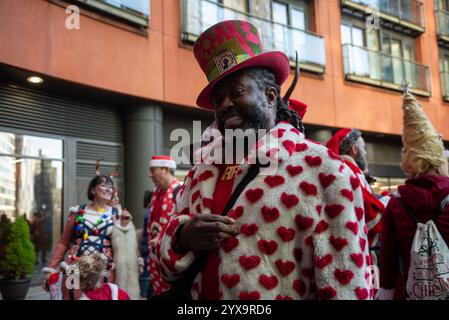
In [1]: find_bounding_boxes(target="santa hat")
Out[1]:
[288,99,308,119]
[149,155,177,169]
[325,128,352,155]
[401,93,445,175]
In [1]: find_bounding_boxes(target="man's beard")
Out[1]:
[217,100,271,135]
[354,152,367,171]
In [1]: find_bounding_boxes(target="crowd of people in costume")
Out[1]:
[41,20,449,300]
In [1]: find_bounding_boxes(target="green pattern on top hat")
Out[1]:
[194,20,264,83]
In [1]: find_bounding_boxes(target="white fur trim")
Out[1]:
[42,267,57,274]
[114,221,132,232]
[149,159,176,169]
[112,222,140,300]
[137,257,144,266]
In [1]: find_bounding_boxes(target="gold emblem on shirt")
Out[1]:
[221,165,240,181]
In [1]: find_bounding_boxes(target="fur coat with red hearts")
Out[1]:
[157,122,373,300]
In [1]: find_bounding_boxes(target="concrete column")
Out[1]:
[124,104,163,228]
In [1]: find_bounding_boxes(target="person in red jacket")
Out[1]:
[378,92,449,300]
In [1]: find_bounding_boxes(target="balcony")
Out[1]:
[341,0,425,36]
[72,0,150,27]
[441,71,449,102]
[181,0,326,74]
[342,43,431,96]
[436,9,449,47]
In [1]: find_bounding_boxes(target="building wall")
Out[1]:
[0,0,448,139]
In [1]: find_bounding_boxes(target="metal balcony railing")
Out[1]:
[342,43,431,95]
[341,0,424,31]
[181,0,326,73]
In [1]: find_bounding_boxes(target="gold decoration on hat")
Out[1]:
[401,89,445,176]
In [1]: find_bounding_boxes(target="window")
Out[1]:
[272,1,308,30]
[73,0,150,27]
[341,24,365,46]
[105,0,150,15]
[0,131,64,260]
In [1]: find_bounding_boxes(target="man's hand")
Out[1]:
[120,209,132,227]
[42,273,51,292]
[178,214,238,251]
[149,237,158,249]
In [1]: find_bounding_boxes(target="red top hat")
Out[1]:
[194,20,290,109]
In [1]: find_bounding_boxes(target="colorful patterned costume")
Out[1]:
[44,205,140,299]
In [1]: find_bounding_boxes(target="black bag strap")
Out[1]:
[169,164,260,299]
[221,164,260,217]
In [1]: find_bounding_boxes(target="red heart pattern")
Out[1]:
[261,206,280,223]
[324,204,344,219]
[239,255,261,270]
[313,254,333,269]
[245,188,264,204]
[319,173,336,189]
[341,189,354,202]
[281,192,299,209]
[305,155,322,167]
[317,286,336,300]
[282,140,295,156]
[350,253,364,268]
[314,220,329,234]
[277,226,295,242]
[258,240,278,255]
[293,279,306,296]
[345,221,359,235]
[221,274,240,289]
[350,176,360,190]
[259,275,278,290]
[228,206,244,220]
[334,269,354,285]
[355,207,364,221]
[295,214,314,231]
[295,143,308,152]
[355,287,368,300]
[221,237,239,253]
[299,181,318,196]
[239,291,260,300]
[275,260,296,277]
[329,236,349,251]
[240,223,259,237]
[264,175,285,188]
[286,165,303,177]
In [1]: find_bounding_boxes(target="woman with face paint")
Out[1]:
[42,174,141,300]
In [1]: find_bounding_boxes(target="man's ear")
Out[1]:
[266,87,277,108]
[350,144,358,158]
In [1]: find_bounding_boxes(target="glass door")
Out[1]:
[390,38,404,84]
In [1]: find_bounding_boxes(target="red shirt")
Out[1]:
[201,164,240,300]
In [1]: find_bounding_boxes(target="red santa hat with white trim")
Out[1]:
[325,128,352,156]
[149,155,177,169]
